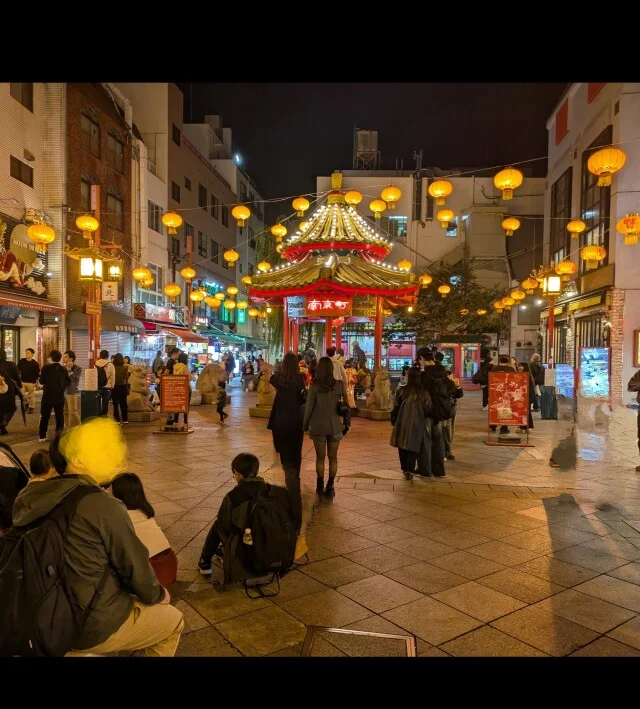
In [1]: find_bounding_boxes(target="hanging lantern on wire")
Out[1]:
[26,223,56,253]
[419,274,433,287]
[428,180,453,206]
[510,288,526,302]
[555,259,577,281]
[76,214,99,240]
[502,296,515,310]
[271,223,287,242]
[522,276,539,294]
[237,300,248,310]
[163,283,182,300]
[248,307,259,318]
[227,285,239,296]
[476,308,487,316]
[616,212,640,246]
[438,284,451,298]
[292,197,310,218]
[204,296,220,309]
[132,267,152,282]
[257,261,271,273]
[141,276,154,289]
[436,209,454,228]
[580,244,607,269]
[345,190,363,209]
[180,266,196,282]
[494,300,504,312]
[587,147,626,187]
[214,291,226,300]
[241,275,252,286]
[189,289,205,303]
[223,248,240,264]
[460,308,470,316]
[381,185,402,210]
[223,299,236,310]
[369,199,387,220]
[231,205,251,227]
[493,167,524,200]
[501,216,521,236]
[567,219,586,240]
[397,259,412,272]
[161,211,183,234]
[299,220,310,232]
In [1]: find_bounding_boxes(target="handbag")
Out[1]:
[534,384,541,397]
[337,386,350,417]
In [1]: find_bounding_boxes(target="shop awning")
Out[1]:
[160,327,209,344]
[67,309,146,334]
[0,294,65,314]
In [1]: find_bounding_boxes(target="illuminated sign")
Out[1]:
[305,296,352,317]
[133,302,177,323]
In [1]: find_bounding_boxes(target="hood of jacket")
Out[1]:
[12,474,97,526]
[95,358,111,368]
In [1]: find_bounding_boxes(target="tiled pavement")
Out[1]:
[9,385,640,657]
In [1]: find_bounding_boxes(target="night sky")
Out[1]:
[178,83,567,224]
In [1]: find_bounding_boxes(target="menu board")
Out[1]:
[579,347,610,399]
[160,375,190,413]
[555,364,575,398]
[488,372,529,427]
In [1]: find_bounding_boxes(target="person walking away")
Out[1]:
[516,362,536,432]
[152,350,164,377]
[390,366,433,479]
[442,369,464,460]
[95,350,115,417]
[63,350,82,429]
[268,352,306,534]
[241,359,255,391]
[172,352,193,425]
[217,381,229,424]
[327,346,350,393]
[18,348,39,413]
[400,361,411,386]
[0,374,22,436]
[6,417,184,656]
[225,351,236,384]
[473,356,493,409]
[38,350,69,443]
[628,370,640,472]
[303,356,351,497]
[529,353,545,411]
[111,354,130,425]
[488,355,516,435]
[110,473,177,588]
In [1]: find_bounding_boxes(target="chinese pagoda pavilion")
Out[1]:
[247,172,419,370]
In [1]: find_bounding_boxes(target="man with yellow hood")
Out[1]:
[11,417,184,656]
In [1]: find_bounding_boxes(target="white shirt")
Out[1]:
[95,358,116,389]
[331,355,350,391]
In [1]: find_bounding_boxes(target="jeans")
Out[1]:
[39,395,64,439]
[64,393,81,429]
[442,415,456,456]
[111,384,129,423]
[23,382,36,409]
[99,387,112,416]
[430,420,446,477]
[398,442,431,476]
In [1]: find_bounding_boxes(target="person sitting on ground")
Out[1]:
[12,417,184,656]
[217,381,229,424]
[29,448,56,480]
[110,473,177,589]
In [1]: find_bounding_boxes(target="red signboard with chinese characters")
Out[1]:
[160,375,190,413]
[305,296,352,317]
[488,372,529,427]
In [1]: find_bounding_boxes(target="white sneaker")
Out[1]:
[38,438,46,443]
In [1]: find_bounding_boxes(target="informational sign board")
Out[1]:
[287,295,306,319]
[305,296,352,317]
[85,301,101,316]
[160,374,190,413]
[488,372,529,427]
[579,347,610,399]
[101,282,119,302]
[133,302,177,323]
[555,364,575,398]
[84,368,98,391]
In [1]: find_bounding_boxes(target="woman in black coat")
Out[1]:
[268,352,307,532]
[0,374,22,435]
[517,362,535,431]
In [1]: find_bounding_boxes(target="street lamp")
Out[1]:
[79,253,104,281]
[539,264,562,369]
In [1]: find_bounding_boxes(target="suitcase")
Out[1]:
[80,391,103,421]
[539,385,558,420]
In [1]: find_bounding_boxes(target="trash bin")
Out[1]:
[539,385,558,420]
[80,390,102,421]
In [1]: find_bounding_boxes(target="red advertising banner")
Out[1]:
[305,296,352,317]
[488,372,529,427]
[160,375,190,413]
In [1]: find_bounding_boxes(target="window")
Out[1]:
[107,194,124,232]
[107,133,124,173]
[171,181,181,203]
[81,113,100,158]
[184,222,194,248]
[211,194,219,220]
[550,168,572,264]
[147,200,162,233]
[171,238,180,257]
[382,215,408,241]
[575,315,605,356]
[239,262,243,273]
[198,232,207,257]
[10,83,33,111]
[211,240,219,264]
[222,257,229,269]
[184,177,191,190]
[172,124,181,146]
[139,264,164,305]
[10,156,33,187]
[199,184,207,212]
[248,227,256,250]
[80,179,91,211]
[580,125,612,274]
[221,205,229,227]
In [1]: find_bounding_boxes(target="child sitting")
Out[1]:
[217,381,229,424]
[110,472,177,588]
[29,449,58,480]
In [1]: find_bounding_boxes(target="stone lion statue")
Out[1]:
[366,369,393,411]
[196,362,226,403]
[127,365,155,412]
[257,368,275,407]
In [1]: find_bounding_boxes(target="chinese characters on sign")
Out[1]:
[304,296,353,317]
[488,372,529,427]
[160,374,190,413]
[286,295,306,318]
[101,281,118,302]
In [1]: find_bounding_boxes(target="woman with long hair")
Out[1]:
[517,361,535,432]
[111,353,130,425]
[303,356,351,497]
[267,352,307,531]
[390,366,433,479]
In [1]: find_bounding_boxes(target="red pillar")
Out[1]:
[283,298,290,354]
[335,325,342,352]
[374,296,383,373]
[547,295,555,369]
[88,184,101,368]
[292,319,299,354]
[325,316,333,352]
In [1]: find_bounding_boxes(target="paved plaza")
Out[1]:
[8,386,640,657]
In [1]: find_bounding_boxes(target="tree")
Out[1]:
[394,258,507,346]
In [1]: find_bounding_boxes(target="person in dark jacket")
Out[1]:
[473,357,493,408]
[18,347,39,413]
[0,349,22,393]
[489,355,516,435]
[38,349,70,443]
[111,353,130,424]
[390,366,433,479]
[442,369,464,459]
[529,353,544,411]
[268,352,306,532]
[516,362,536,432]
[628,370,640,472]
[0,373,22,435]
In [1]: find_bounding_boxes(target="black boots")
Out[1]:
[316,477,324,494]
[325,478,335,498]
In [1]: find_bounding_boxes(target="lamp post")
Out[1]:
[540,264,562,369]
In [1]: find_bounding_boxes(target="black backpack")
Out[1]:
[0,485,109,657]
[246,484,296,576]
[426,374,453,422]
[96,364,108,388]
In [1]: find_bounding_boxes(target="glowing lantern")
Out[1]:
[460,308,470,315]
[26,223,55,253]
[567,219,586,239]
[616,212,640,246]
[271,223,287,241]
[477,309,487,315]
[76,214,99,240]
[276,244,284,254]
[522,277,539,294]
[161,211,183,234]
[223,299,236,310]
[180,266,196,281]
[79,255,103,282]
[204,296,220,309]
[494,300,504,311]
[436,209,454,228]
[266,306,272,314]
[237,300,248,310]
[163,283,182,300]
[419,274,433,287]
[132,267,152,282]
[587,147,626,187]
[292,197,310,218]
[555,259,578,281]
[241,275,252,286]
[580,244,607,269]
[257,261,271,273]
[502,216,521,236]
[299,220,310,231]
[231,205,251,227]
[215,291,226,300]
[108,263,122,279]
[381,185,402,210]
[223,249,240,264]
[189,290,205,303]
[438,284,451,298]
[510,289,526,302]
[227,285,239,296]
[493,167,523,200]
[141,277,154,288]
[369,199,387,219]
[502,296,515,310]
[398,259,412,272]
[428,180,453,206]
[248,307,259,318]
[407,305,414,313]
[345,190,363,208]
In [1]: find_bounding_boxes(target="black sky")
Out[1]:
[178,82,567,224]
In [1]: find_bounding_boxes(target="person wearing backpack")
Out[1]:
[2,417,184,657]
[473,356,493,409]
[38,349,70,443]
[95,349,115,417]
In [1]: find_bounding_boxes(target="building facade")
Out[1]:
[543,82,640,405]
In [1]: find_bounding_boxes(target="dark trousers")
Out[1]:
[398,424,437,477]
[99,387,112,416]
[274,430,303,533]
[490,425,510,434]
[111,384,128,422]
[442,414,456,456]
[430,420,446,477]
[39,394,64,439]
[398,448,427,475]
[201,522,222,561]
[482,386,489,407]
